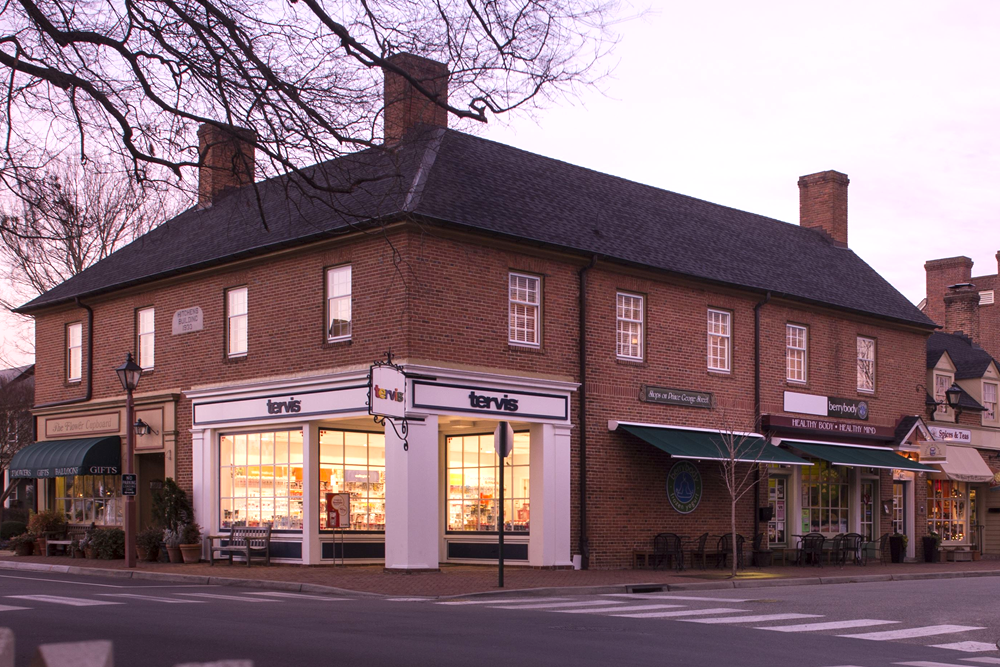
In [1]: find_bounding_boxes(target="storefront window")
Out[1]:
[927,479,967,542]
[54,475,122,525]
[318,430,385,530]
[220,430,303,530]
[767,476,787,546]
[801,460,849,535]
[892,481,905,534]
[446,432,529,532]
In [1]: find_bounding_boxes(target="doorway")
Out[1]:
[138,453,165,529]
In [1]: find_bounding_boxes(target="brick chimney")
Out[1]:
[798,170,850,248]
[943,282,980,342]
[924,256,973,327]
[383,53,449,145]
[197,124,256,209]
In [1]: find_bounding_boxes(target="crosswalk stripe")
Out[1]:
[895,662,979,667]
[438,597,567,606]
[387,598,431,602]
[244,592,349,600]
[962,659,1000,664]
[492,600,626,610]
[602,594,752,602]
[759,619,899,633]
[930,643,999,653]
[841,625,985,641]
[612,607,746,619]
[553,604,685,615]
[175,593,278,603]
[0,605,29,612]
[685,613,822,625]
[7,595,123,607]
[97,594,205,604]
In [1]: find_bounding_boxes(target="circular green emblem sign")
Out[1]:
[666,461,702,514]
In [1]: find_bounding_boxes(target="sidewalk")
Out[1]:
[4,553,1000,598]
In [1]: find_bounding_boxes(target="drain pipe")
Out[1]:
[34,297,93,409]
[578,255,597,569]
[753,291,771,540]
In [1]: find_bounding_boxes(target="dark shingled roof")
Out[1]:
[17,128,935,329]
[927,332,998,379]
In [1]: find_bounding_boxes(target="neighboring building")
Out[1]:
[14,55,938,569]
[1,364,36,517]
[925,254,1000,362]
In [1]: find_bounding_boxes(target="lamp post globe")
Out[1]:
[945,384,963,410]
[116,352,142,568]
[115,352,143,393]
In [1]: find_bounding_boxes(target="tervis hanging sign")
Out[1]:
[370,364,406,420]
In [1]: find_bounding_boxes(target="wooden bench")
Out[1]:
[45,524,93,556]
[205,525,272,566]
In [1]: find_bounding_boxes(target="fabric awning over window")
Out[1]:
[780,440,932,473]
[8,436,121,479]
[931,445,995,483]
[618,424,811,465]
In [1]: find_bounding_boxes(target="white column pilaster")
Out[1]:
[301,423,321,564]
[529,423,573,567]
[384,415,440,570]
[190,428,212,557]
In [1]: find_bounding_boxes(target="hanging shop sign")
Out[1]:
[192,385,368,426]
[43,412,121,439]
[172,307,204,335]
[928,426,972,444]
[666,460,702,514]
[992,471,1000,491]
[784,391,869,421]
[369,364,406,420]
[641,385,712,409]
[763,414,894,441]
[919,440,948,464]
[411,380,569,421]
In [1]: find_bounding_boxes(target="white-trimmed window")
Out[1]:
[67,322,82,381]
[983,382,998,422]
[616,293,643,359]
[226,286,248,357]
[509,272,540,346]
[857,336,875,392]
[326,265,352,341]
[934,373,953,415]
[137,307,155,370]
[786,324,807,382]
[707,309,731,371]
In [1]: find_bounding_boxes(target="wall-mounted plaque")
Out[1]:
[172,307,204,335]
[641,385,712,409]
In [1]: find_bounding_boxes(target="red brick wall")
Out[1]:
[924,256,973,328]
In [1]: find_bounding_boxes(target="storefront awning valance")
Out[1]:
[780,440,933,473]
[931,445,995,483]
[8,436,121,479]
[619,424,811,465]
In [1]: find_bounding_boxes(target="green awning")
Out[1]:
[620,425,811,465]
[8,437,121,479]
[781,440,933,473]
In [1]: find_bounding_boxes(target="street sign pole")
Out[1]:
[494,422,514,588]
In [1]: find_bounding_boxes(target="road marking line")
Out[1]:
[612,607,746,619]
[931,643,999,653]
[0,605,30,612]
[175,593,279,603]
[962,659,1000,664]
[895,662,981,667]
[553,604,686,614]
[759,619,899,633]
[841,625,985,641]
[7,595,123,607]
[244,592,350,600]
[685,613,822,625]
[438,597,567,606]
[386,598,431,602]
[97,594,206,604]
[492,600,627,610]
[602,594,752,602]
[0,574,126,588]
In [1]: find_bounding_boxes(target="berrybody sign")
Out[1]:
[784,391,869,421]
[369,365,406,420]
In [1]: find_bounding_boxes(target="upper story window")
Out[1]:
[786,324,807,383]
[326,265,352,341]
[707,309,731,372]
[934,372,953,417]
[137,307,155,370]
[616,293,643,360]
[66,322,82,382]
[226,286,248,357]
[857,336,875,393]
[983,382,997,422]
[509,272,540,346]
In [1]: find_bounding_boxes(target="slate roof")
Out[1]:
[927,332,998,379]
[17,128,936,329]
[0,365,33,385]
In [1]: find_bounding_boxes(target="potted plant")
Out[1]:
[9,532,35,556]
[89,527,126,560]
[179,523,202,564]
[163,528,183,563]
[889,532,907,563]
[922,531,942,563]
[27,508,67,556]
[137,526,162,562]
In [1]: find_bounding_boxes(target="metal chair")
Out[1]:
[717,533,745,569]
[870,532,891,566]
[690,532,711,570]
[840,533,864,566]
[750,532,767,567]
[799,533,825,567]
[653,533,685,571]
[829,534,845,565]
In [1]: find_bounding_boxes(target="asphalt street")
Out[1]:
[1,571,999,666]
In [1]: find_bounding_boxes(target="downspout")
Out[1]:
[753,291,771,540]
[33,297,94,409]
[578,255,597,569]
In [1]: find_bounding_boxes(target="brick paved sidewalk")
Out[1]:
[3,553,1000,597]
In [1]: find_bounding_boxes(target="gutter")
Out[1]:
[753,291,771,541]
[33,297,93,410]
[578,255,597,569]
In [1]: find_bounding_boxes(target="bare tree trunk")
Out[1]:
[731,467,738,577]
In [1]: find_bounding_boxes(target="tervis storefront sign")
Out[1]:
[784,391,869,421]
[666,461,702,514]
[192,385,368,425]
[929,425,972,444]
[411,380,569,421]
[641,385,712,409]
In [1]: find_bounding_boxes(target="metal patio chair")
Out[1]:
[653,533,685,571]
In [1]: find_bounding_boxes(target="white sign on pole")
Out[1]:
[494,422,514,458]
[370,365,406,419]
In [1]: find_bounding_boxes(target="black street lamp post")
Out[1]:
[115,353,143,569]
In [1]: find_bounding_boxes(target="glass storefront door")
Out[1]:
[892,481,906,535]
[861,480,877,541]
[767,476,787,547]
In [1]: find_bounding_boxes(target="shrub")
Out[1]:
[3,507,29,524]
[9,533,35,550]
[151,478,193,532]
[181,523,202,545]
[1,521,28,539]
[90,528,126,560]
[27,509,67,535]
[137,526,163,550]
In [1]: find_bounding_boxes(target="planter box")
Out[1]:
[889,536,905,563]
[922,536,940,563]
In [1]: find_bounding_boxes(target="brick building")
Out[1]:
[7,55,941,569]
